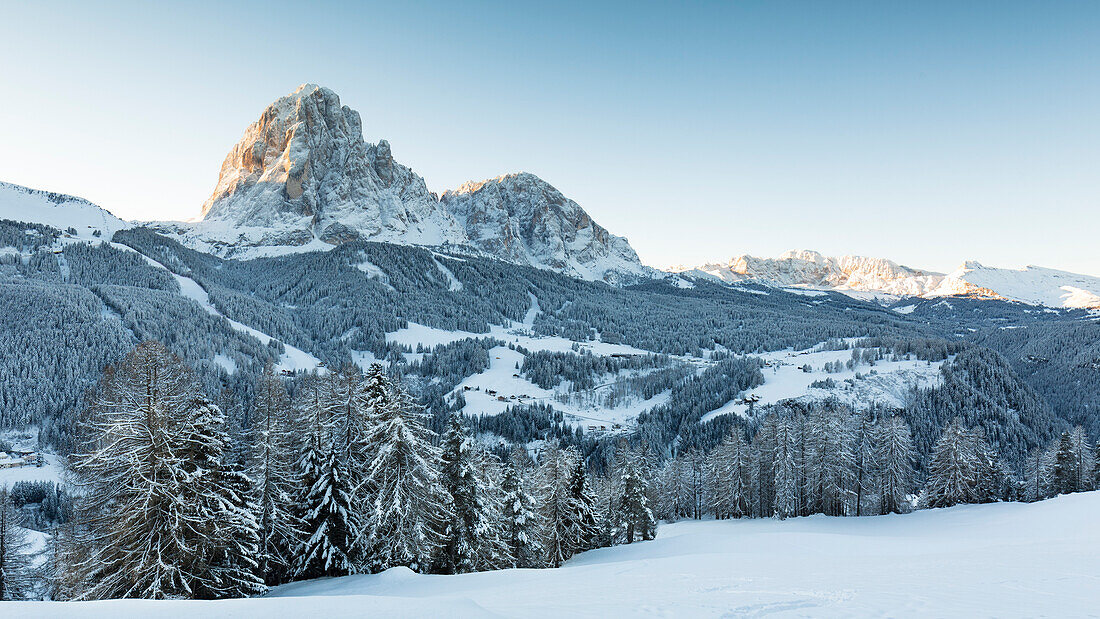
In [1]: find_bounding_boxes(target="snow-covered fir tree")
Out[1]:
[772,413,801,519]
[708,431,752,519]
[250,369,302,585]
[920,418,1003,509]
[536,444,581,568]
[440,414,492,573]
[501,456,543,567]
[566,458,601,555]
[179,398,266,599]
[0,488,33,600]
[361,383,450,573]
[615,455,656,543]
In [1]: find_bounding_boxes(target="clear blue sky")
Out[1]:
[2,1,1097,275]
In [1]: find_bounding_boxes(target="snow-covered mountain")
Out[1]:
[441,173,650,283]
[0,181,131,241]
[678,250,944,297]
[169,84,647,283]
[677,250,1100,310]
[179,84,466,257]
[930,261,1100,310]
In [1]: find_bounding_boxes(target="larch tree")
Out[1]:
[0,488,33,600]
[873,416,915,515]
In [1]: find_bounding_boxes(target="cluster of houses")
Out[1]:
[0,449,40,469]
[462,385,532,403]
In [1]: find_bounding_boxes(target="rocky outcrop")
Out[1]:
[685,250,944,297]
[176,84,650,282]
[189,84,465,257]
[441,173,650,284]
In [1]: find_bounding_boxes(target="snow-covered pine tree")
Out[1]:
[873,416,915,514]
[361,383,450,573]
[180,398,266,599]
[710,431,752,519]
[1024,445,1055,502]
[440,414,488,574]
[292,374,329,575]
[501,457,543,567]
[0,488,33,600]
[1067,426,1095,493]
[566,459,601,554]
[66,341,265,600]
[1053,431,1078,495]
[615,456,656,544]
[471,448,515,570]
[536,444,578,568]
[809,407,856,517]
[969,428,1004,503]
[751,415,778,518]
[920,418,977,509]
[250,369,302,585]
[296,445,358,578]
[67,341,212,599]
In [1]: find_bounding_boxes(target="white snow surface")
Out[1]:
[929,260,1100,310]
[121,245,322,373]
[388,296,668,427]
[701,346,945,422]
[677,250,1100,310]
[0,453,64,489]
[0,181,130,240]
[15,491,1100,617]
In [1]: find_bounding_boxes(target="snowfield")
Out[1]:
[14,491,1100,617]
[701,347,945,422]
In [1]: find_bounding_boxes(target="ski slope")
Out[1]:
[13,491,1100,617]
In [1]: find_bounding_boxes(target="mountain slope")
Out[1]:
[15,492,1100,616]
[679,250,943,297]
[929,261,1100,309]
[0,181,130,241]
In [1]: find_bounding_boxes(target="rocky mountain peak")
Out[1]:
[441,172,650,283]
[189,84,464,256]
[172,85,649,282]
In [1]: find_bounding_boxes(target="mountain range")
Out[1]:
[674,249,1100,310]
[1,83,1097,309]
[160,84,649,284]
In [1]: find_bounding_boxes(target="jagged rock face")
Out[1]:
[441,173,649,284]
[192,84,465,256]
[180,84,650,283]
[689,250,945,297]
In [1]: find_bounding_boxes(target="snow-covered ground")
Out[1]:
[14,491,1100,617]
[389,296,673,428]
[113,244,322,373]
[0,453,63,489]
[0,181,131,241]
[701,346,945,422]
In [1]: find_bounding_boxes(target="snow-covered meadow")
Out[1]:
[13,491,1099,617]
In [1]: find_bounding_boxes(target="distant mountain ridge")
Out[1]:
[676,250,1100,310]
[170,84,647,283]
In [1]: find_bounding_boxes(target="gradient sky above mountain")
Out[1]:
[1,1,1097,276]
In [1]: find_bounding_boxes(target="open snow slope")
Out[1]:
[701,346,945,422]
[14,491,1100,617]
[0,181,130,241]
